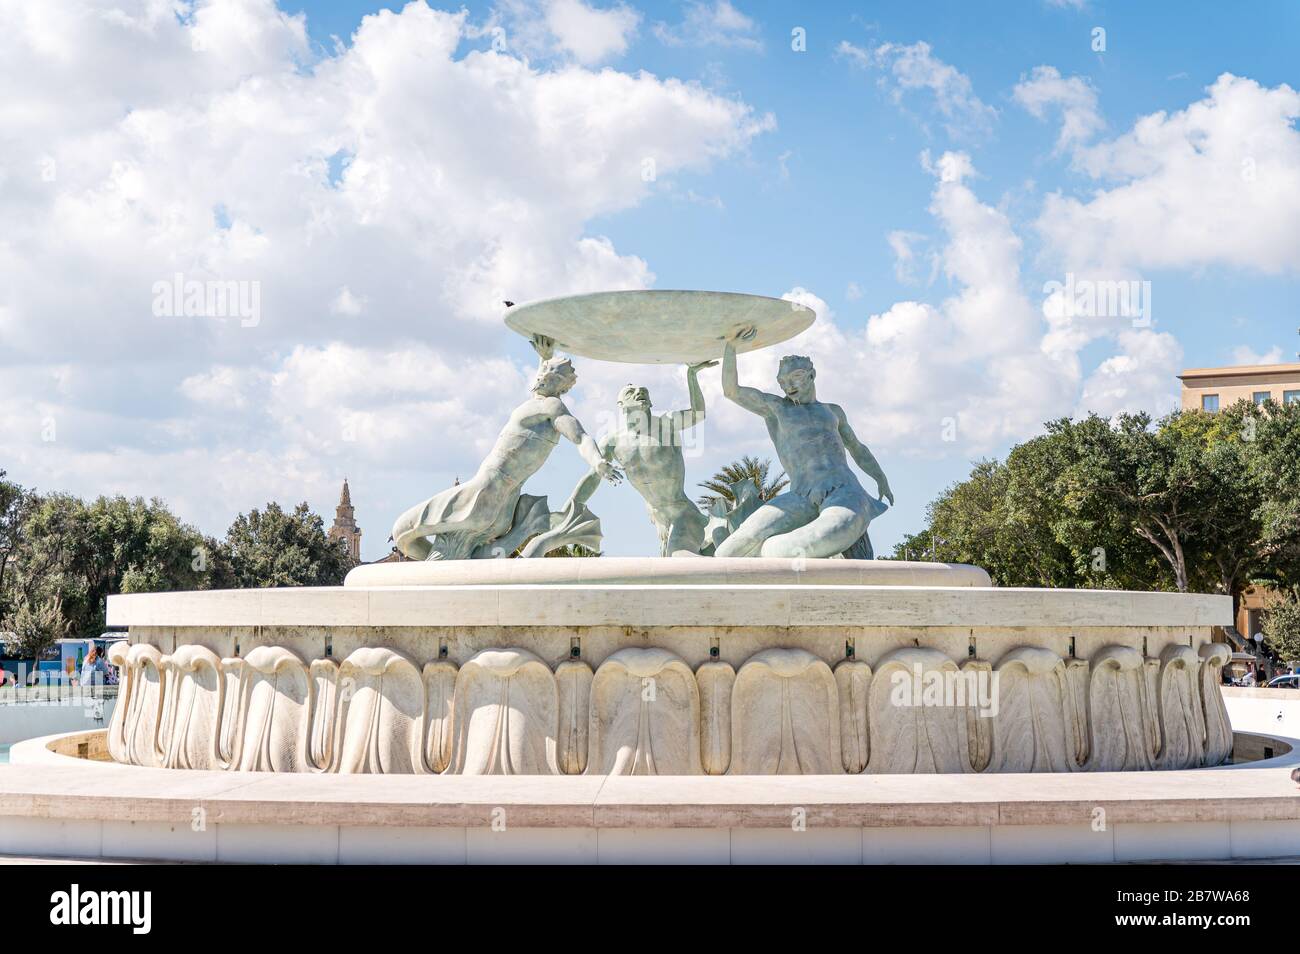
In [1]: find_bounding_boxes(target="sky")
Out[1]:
[0,0,1297,561]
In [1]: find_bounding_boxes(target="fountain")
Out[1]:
[13,290,1296,866]
[101,291,1234,778]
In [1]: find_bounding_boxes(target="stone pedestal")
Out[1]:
[103,559,1233,776]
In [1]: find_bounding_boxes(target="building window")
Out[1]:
[1285,390,1300,405]
[1201,393,1219,412]
[1253,391,1271,405]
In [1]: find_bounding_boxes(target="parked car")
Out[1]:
[1264,674,1300,690]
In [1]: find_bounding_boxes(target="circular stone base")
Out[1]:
[343,557,993,588]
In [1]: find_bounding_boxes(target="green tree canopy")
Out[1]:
[224,501,352,588]
[0,491,226,656]
[894,403,1300,612]
[1261,589,1300,666]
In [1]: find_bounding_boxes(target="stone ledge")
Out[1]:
[7,730,1297,831]
[107,583,1231,629]
[344,558,993,588]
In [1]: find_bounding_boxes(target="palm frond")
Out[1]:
[697,455,788,508]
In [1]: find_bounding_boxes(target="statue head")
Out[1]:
[618,384,651,410]
[533,356,577,397]
[617,384,652,432]
[776,354,816,403]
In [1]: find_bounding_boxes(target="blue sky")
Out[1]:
[1,0,1297,560]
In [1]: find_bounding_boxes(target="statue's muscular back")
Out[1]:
[476,396,564,484]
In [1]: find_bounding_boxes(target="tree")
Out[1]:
[224,502,352,588]
[697,456,788,509]
[897,455,1083,587]
[0,471,30,627]
[1252,398,1300,587]
[5,594,66,662]
[1,492,223,640]
[1050,413,1218,593]
[891,407,1280,598]
[1261,589,1300,666]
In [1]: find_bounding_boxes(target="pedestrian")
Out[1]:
[79,644,108,688]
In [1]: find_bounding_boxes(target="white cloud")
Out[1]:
[886,230,927,284]
[708,150,1190,461]
[717,153,1081,457]
[1037,74,1300,274]
[1013,65,1104,153]
[1076,329,1183,419]
[1229,344,1285,365]
[839,40,997,140]
[330,286,366,316]
[0,0,771,554]
[654,1,763,52]
[543,0,641,64]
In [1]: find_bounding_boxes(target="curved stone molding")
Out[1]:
[963,659,994,774]
[1156,645,1205,771]
[220,646,314,773]
[696,660,735,776]
[118,643,166,768]
[216,657,244,767]
[588,648,702,776]
[449,649,558,776]
[731,648,839,775]
[868,648,971,774]
[1064,658,1091,768]
[556,659,593,775]
[158,645,223,771]
[834,660,871,774]
[423,660,458,774]
[988,648,1078,773]
[309,659,340,771]
[1199,643,1233,766]
[104,637,1234,776]
[1143,656,1162,763]
[1086,646,1155,772]
[105,641,132,765]
[332,647,427,775]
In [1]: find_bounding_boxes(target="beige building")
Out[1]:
[1177,362,1300,412]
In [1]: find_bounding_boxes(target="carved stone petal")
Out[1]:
[1156,645,1204,770]
[1198,642,1233,766]
[589,648,701,776]
[867,647,970,774]
[731,648,839,775]
[989,647,1075,773]
[334,647,426,775]
[122,644,165,768]
[1086,645,1153,772]
[159,645,222,771]
[450,648,559,775]
[229,645,313,773]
